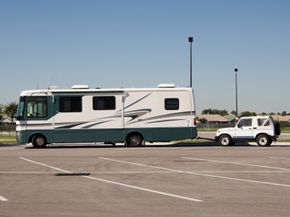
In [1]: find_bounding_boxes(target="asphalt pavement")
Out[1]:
[1,142,290,217]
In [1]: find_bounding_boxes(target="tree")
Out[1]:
[3,102,18,124]
[240,111,257,117]
[202,108,229,116]
[0,104,3,120]
[198,118,207,124]
[260,112,268,116]
[281,111,287,116]
[231,110,237,117]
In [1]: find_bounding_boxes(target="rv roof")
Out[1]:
[71,85,90,89]
[20,86,191,96]
[158,83,175,88]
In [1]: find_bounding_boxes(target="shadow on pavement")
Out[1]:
[24,141,261,149]
[0,143,24,147]
[3,142,290,149]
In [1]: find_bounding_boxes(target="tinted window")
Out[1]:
[60,96,82,112]
[93,96,116,110]
[165,98,179,110]
[26,97,47,118]
[238,119,252,127]
[16,96,26,119]
[258,118,267,126]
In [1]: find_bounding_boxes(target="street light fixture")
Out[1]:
[188,37,193,88]
[235,68,238,117]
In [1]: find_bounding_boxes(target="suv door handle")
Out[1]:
[253,127,257,129]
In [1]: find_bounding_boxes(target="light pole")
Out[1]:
[188,37,193,88]
[235,68,238,117]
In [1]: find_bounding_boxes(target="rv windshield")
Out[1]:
[16,96,26,120]
[26,96,47,118]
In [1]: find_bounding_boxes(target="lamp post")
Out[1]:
[188,37,193,88]
[235,68,238,117]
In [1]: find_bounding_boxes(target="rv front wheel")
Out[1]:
[126,133,144,147]
[32,135,47,148]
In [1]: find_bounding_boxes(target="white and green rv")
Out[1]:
[16,84,197,148]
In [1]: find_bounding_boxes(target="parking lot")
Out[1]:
[1,142,290,217]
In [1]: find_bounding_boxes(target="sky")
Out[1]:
[0,0,289,114]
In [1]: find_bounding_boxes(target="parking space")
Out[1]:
[1,143,290,216]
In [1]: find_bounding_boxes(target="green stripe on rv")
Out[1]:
[17,127,197,144]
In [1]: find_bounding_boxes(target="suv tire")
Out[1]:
[256,134,272,146]
[219,135,233,146]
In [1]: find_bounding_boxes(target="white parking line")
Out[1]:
[182,157,290,171]
[269,156,290,161]
[84,175,202,202]
[0,194,8,202]
[1,170,290,175]
[0,171,173,174]
[100,157,290,188]
[20,157,72,173]
[19,157,203,203]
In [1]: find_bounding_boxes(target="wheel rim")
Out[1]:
[34,136,45,147]
[36,137,45,146]
[221,137,230,146]
[127,134,142,146]
[258,136,268,146]
[130,136,140,146]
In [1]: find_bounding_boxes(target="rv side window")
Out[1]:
[26,96,47,118]
[60,96,82,112]
[165,98,179,110]
[93,96,116,110]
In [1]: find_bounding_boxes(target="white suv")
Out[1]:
[216,116,280,146]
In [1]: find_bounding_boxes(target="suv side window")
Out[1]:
[238,118,252,127]
[258,118,267,126]
[264,119,270,126]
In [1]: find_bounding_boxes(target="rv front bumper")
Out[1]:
[16,130,27,144]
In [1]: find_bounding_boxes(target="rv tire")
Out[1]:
[126,133,144,147]
[32,134,47,148]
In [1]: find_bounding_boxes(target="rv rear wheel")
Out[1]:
[126,133,144,147]
[32,135,47,148]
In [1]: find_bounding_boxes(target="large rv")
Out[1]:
[16,84,197,148]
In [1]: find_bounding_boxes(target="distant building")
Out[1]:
[272,115,290,123]
[198,114,233,124]
[0,118,16,131]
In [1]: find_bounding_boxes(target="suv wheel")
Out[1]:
[219,135,232,146]
[256,134,272,146]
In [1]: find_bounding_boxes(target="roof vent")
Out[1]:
[48,85,59,90]
[158,83,175,88]
[71,85,89,89]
